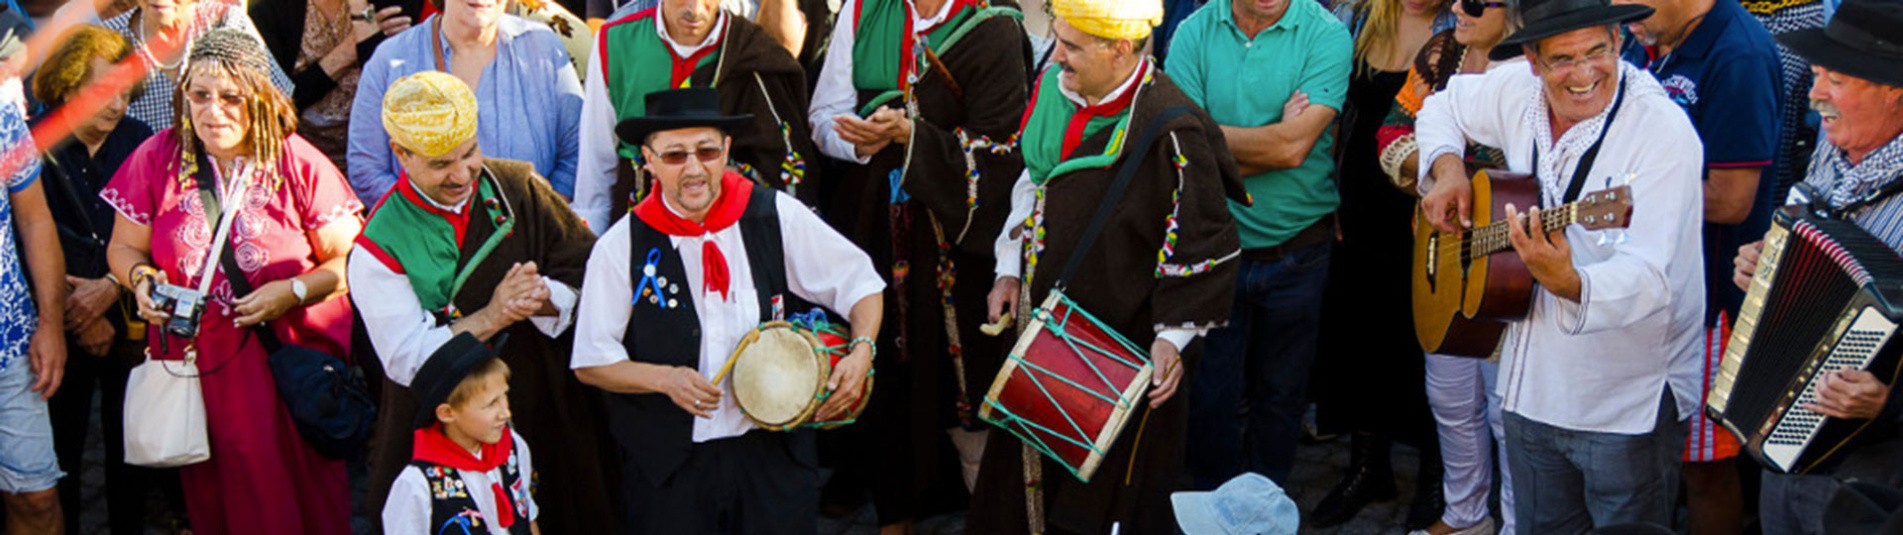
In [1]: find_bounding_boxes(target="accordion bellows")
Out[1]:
[1709,208,1903,474]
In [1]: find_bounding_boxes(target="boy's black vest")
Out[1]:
[408,451,530,535]
[603,186,818,488]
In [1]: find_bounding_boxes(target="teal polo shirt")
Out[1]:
[1165,0,1352,249]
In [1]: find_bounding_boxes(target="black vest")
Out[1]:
[604,186,818,488]
[407,453,531,535]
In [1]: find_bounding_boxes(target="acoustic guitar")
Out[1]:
[1412,168,1634,357]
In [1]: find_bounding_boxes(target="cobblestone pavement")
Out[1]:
[71,404,1421,534]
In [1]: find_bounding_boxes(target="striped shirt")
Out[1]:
[1801,134,1903,249]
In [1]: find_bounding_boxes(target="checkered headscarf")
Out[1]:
[188,28,272,78]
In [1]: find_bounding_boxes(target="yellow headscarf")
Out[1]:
[1053,0,1165,40]
[381,72,479,158]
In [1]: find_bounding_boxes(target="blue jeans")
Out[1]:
[0,357,64,494]
[1503,389,1685,534]
[1187,241,1330,488]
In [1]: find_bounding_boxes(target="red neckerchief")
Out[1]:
[898,0,974,91]
[394,171,474,248]
[1061,59,1146,159]
[669,12,727,88]
[633,170,755,301]
[413,424,518,528]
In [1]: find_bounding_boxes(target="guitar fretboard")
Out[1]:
[1461,203,1579,259]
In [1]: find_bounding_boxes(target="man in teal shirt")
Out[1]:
[1165,0,1350,489]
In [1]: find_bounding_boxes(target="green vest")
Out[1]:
[359,174,515,313]
[848,0,1021,116]
[602,10,722,160]
[1020,65,1148,185]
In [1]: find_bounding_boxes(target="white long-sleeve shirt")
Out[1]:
[572,11,730,233]
[806,0,957,163]
[571,191,885,442]
[1414,61,1705,434]
[347,184,579,387]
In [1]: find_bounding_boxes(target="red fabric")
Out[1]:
[394,171,473,247]
[632,170,755,301]
[414,426,519,528]
[596,9,658,80]
[897,0,975,91]
[1060,60,1145,159]
[670,21,724,88]
[100,131,357,534]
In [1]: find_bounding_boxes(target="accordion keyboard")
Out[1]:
[1761,309,1896,470]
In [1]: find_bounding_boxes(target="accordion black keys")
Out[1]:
[1708,209,1903,474]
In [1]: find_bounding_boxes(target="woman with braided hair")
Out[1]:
[101,28,365,535]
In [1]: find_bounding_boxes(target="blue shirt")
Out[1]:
[1621,0,1782,321]
[0,78,43,370]
[348,15,585,202]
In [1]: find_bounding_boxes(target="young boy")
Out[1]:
[383,334,539,535]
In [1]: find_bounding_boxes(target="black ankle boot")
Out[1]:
[1310,433,1398,527]
[1405,462,1447,531]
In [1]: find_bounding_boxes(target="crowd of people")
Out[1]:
[0,0,1897,532]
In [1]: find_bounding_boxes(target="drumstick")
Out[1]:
[711,350,743,386]
[979,313,1014,336]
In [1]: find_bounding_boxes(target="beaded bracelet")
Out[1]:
[849,336,877,359]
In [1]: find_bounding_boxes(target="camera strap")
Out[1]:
[190,148,251,297]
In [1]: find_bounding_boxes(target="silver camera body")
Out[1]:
[149,284,206,338]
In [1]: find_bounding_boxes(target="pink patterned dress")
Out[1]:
[101,129,363,535]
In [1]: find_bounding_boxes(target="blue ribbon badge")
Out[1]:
[632,248,677,309]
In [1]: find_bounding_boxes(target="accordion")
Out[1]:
[1708,208,1903,474]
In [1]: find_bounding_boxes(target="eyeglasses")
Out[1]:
[647,147,725,165]
[183,89,248,109]
[1460,0,1507,17]
[1536,47,1615,72]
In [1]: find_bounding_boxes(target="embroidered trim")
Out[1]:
[950,128,1018,244]
[752,72,807,196]
[1153,135,1235,278]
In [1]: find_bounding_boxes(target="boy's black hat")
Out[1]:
[412,333,509,429]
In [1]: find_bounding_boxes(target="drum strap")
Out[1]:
[1052,105,1197,291]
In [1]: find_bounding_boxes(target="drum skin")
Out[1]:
[732,326,829,429]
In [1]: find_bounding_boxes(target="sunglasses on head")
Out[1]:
[647,147,725,165]
[1460,0,1506,17]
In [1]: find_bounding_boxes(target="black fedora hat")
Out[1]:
[412,332,509,429]
[614,88,754,147]
[1776,0,1903,88]
[1491,0,1653,60]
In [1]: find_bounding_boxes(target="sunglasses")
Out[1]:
[646,147,725,165]
[1460,0,1507,17]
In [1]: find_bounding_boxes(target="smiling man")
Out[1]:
[1731,1,1903,531]
[349,71,617,534]
[1414,0,1706,530]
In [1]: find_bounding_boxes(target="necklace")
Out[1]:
[1646,11,1708,74]
[135,10,193,72]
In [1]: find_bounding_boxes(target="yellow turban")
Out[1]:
[1053,0,1164,40]
[381,72,479,158]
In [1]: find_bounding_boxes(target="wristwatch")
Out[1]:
[290,278,309,304]
[350,6,376,22]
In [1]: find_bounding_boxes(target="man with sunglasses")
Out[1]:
[1615,0,1782,531]
[349,71,621,532]
[570,0,818,235]
[1415,0,1706,530]
[571,88,885,534]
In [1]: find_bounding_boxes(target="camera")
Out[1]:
[149,284,206,338]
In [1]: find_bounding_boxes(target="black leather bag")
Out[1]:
[197,159,375,460]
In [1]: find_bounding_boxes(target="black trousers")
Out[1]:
[621,430,818,535]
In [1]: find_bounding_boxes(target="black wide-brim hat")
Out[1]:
[1490,0,1654,60]
[1775,0,1903,88]
[614,87,754,147]
[412,332,509,429]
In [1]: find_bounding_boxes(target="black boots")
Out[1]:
[1310,432,1399,527]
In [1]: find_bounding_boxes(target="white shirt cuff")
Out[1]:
[529,277,579,337]
[1156,328,1199,353]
